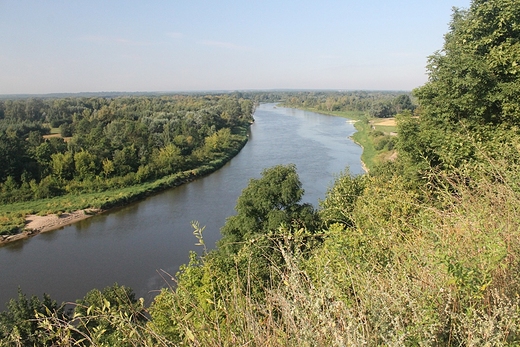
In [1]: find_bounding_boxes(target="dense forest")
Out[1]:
[0,94,254,235]
[2,0,520,345]
[0,94,253,201]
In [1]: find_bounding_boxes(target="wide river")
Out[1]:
[0,104,363,310]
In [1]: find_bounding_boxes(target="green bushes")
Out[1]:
[5,146,520,345]
[143,159,520,346]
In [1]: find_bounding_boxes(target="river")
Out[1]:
[0,104,363,310]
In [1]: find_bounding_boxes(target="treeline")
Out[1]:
[235,90,416,118]
[0,94,254,204]
[279,90,415,117]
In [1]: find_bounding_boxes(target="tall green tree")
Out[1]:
[406,0,520,169]
[220,164,316,248]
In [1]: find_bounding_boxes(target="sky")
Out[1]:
[0,0,472,95]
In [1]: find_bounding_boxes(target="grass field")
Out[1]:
[371,118,398,133]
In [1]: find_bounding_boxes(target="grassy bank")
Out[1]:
[0,127,249,238]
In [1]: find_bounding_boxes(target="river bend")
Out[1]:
[0,104,363,309]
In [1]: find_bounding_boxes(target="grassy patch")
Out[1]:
[373,124,398,133]
[351,119,379,171]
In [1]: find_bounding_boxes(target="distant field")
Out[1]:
[372,118,396,127]
[371,118,397,134]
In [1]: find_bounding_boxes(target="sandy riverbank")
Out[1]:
[0,209,101,246]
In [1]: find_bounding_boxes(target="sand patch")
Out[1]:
[25,209,100,233]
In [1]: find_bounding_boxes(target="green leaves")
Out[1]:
[221,164,316,245]
[404,0,520,172]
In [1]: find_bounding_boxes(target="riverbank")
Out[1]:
[277,104,396,171]
[0,209,101,245]
[0,128,250,246]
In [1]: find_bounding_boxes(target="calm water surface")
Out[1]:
[0,104,363,309]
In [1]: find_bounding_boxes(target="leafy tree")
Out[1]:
[150,143,184,176]
[220,164,317,249]
[59,123,72,137]
[407,0,520,169]
[51,152,74,181]
[74,150,98,180]
[393,94,415,113]
[113,145,139,176]
[0,289,64,346]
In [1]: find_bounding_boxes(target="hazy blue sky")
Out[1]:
[0,0,471,94]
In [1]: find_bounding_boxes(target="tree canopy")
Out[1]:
[405,0,520,169]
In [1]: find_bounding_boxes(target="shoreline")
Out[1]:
[0,209,102,246]
[349,136,369,173]
[0,127,250,247]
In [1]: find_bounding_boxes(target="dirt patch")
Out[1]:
[0,209,101,246]
[43,134,72,142]
[371,118,396,127]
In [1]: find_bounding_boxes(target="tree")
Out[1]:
[407,0,520,169]
[150,144,184,176]
[74,150,98,180]
[113,145,139,176]
[393,94,414,113]
[220,164,316,247]
[51,152,74,181]
[59,123,72,137]
[0,289,63,346]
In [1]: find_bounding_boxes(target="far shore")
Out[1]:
[0,209,102,246]
[0,126,250,247]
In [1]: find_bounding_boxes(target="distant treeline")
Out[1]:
[0,94,254,203]
[278,90,416,117]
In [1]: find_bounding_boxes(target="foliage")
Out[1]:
[0,94,254,205]
[0,94,253,236]
[319,169,365,228]
[220,164,317,248]
[405,0,520,170]
[0,289,64,346]
[3,1,520,344]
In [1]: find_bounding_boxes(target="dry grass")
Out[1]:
[42,133,72,142]
[371,117,397,127]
